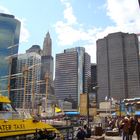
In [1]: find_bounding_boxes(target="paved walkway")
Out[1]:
[87,134,137,140]
[105,135,137,140]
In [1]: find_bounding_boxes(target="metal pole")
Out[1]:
[106,101,107,116]
[8,58,12,98]
[31,65,35,115]
[45,73,49,116]
[119,99,121,117]
[87,92,89,127]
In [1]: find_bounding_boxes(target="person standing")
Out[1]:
[83,125,91,138]
[135,117,140,140]
[76,127,86,140]
[120,117,130,140]
[129,117,136,140]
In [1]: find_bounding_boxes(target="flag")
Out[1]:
[55,106,62,113]
[105,96,108,101]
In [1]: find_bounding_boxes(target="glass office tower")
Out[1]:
[0,13,21,96]
[55,47,91,109]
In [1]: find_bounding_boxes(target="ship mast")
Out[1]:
[22,65,28,113]
[45,72,49,116]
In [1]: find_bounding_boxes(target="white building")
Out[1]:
[14,52,41,110]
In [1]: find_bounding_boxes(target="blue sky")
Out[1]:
[0,0,140,63]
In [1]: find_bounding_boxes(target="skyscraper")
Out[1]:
[55,47,91,109]
[0,13,21,96]
[40,32,54,96]
[42,32,52,56]
[97,32,140,102]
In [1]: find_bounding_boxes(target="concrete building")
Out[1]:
[97,32,140,103]
[0,13,21,96]
[26,45,42,55]
[14,52,41,109]
[55,47,91,109]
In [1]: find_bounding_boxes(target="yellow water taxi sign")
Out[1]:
[0,124,25,131]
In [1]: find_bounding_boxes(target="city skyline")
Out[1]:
[0,0,139,63]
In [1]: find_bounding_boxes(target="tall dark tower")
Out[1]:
[97,32,140,103]
[40,32,54,96]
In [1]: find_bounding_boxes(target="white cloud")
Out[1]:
[19,18,30,43]
[55,0,140,63]
[0,5,30,43]
[106,0,140,26]
[60,0,77,25]
[0,6,11,14]
[64,5,77,25]
[55,1,101,62]
[105,0,140,35]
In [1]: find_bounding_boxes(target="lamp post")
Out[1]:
[109,97,113,115]
[87,92,90,127]
[105,96,108,116]
[87,85,99,127]
[119,99,122,117]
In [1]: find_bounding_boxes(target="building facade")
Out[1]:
[40,32,54,96]
[55,47,91,109]
[42,32,52,56]
[14,52,41,109]
[90,63,97,105]
[97,32,140,102]
[26,45,42,55]
[91,63,97,87]
[0,13,21,96]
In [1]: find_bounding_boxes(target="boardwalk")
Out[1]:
[86,134,137,140]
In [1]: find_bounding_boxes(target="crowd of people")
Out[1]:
[105,115,140,140]
[34,116,140,140]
